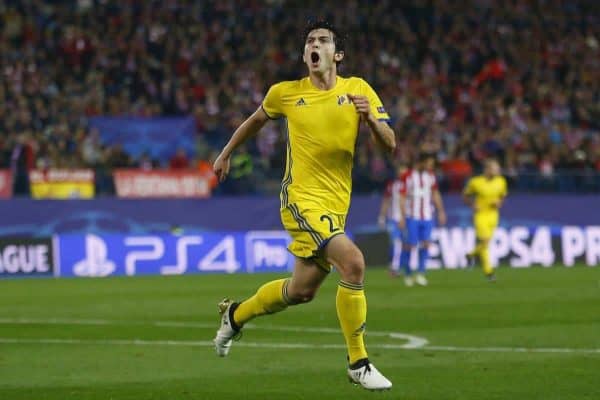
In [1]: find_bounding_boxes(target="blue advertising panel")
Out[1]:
[58,231,294,277]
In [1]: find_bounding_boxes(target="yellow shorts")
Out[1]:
[280,203,346,272]
[474,211,499,241]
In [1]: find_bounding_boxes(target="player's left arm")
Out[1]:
[433,188,447,226]
[495,177,509,209]
[348,81,396,153]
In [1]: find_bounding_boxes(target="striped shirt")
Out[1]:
[400,169,438,220]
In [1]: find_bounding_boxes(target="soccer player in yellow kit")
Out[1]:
[212,21,395,390]
[463,158,508,281]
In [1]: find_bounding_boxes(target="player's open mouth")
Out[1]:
[310,52,320,66]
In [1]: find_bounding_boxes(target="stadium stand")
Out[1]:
[0,0,598,195]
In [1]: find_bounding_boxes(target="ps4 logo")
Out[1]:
[68,234,241,277]
[73,234,116,277]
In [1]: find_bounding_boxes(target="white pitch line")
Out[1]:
[424,345,600,354]
[0,338,598,355]
[2,317,599,354]
[0,317,429,349]
[0,337,407,350]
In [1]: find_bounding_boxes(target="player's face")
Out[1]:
[485,161,500,177]
[424,157,435,170]
[303,28,343,73]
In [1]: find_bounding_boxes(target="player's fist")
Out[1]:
[213,152,231,182]
[347,94,371,119]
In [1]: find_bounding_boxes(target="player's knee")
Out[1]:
[287,287,318,304]
[340,251,365,284]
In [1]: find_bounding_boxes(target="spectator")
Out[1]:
[169,148,190,170]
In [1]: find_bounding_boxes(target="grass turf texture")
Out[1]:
[1,267,599,400]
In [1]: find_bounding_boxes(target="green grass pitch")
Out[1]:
[1,267,599,400]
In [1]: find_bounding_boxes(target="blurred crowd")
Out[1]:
[1,0,599,195]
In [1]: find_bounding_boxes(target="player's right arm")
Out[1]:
[214,84,283,182]
[213,107,269,182]
[492,177,508,210]
[462,178,477,210]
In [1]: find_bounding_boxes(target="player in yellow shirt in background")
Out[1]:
[463,158,508,281]
[212,20,395,390]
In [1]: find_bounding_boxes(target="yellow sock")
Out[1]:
[480,245,493,275]
[336,281,368,365]
[233,278,290,327]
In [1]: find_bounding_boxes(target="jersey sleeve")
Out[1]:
[262,83,284,119]
[361,79,390,122]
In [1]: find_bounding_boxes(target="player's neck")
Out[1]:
[308,68,337,90]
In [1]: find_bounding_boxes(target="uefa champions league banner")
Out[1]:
[0,227,599,278]
[0,195,599,278]
[1,195,598,237]
[50,227,600,278]
[0,237,56,277]
[89,116,196,162]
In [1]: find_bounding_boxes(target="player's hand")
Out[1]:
[438,211,447,226]
[347,94,371,120]
[213,152,231,182]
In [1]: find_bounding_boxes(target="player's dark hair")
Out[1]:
[302,19,346,56]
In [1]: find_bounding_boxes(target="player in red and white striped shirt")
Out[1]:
[398,153,446,286]
[378,164,408,275]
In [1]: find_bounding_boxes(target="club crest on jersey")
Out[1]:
[337,95,352,105]
[295,98,307,106]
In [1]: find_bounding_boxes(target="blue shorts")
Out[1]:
[386,219,403,241]
[405,218,434,246]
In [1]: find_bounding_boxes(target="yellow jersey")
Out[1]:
[463,175,508,213]
[262,76,389,214]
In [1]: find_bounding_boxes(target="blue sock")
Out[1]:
[400,248,411,276]
[418,247,429,273]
